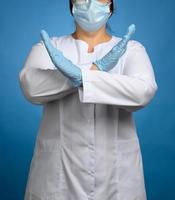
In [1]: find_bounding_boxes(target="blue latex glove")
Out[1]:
[40,30,82,87]
[93,24,136,71]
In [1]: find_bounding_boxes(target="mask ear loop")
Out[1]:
[107,1,112,7]
[107,1,115,16]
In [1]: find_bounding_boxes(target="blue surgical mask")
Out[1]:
[72,0,112,32]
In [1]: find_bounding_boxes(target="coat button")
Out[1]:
[88,170,95,175]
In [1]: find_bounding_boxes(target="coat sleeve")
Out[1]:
[78,40,158,112]
[18,38,78,105]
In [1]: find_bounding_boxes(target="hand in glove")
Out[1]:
[93,24,136,72]
[40,30,82,87]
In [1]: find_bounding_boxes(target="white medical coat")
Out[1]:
[19,34,158,200]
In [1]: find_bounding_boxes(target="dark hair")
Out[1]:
[69,0,114,17]
[69,0,116,34]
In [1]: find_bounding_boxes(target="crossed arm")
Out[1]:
[19,39,79,105]
[19,38,157,113]
[78,41,158,112]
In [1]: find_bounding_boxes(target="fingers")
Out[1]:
[128,24,136,36]
[123,24,136,43]
[40,29,54,53]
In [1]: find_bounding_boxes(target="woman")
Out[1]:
[19,0,158,200]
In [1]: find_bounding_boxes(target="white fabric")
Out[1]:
[19,34,158,200]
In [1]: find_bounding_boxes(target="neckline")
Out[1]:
[69,34,116,54]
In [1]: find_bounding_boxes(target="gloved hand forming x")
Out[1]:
[93,24,136,71]
[40,30,82,87]
[40,24,136,87]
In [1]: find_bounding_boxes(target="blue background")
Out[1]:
[0,0,174,199]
